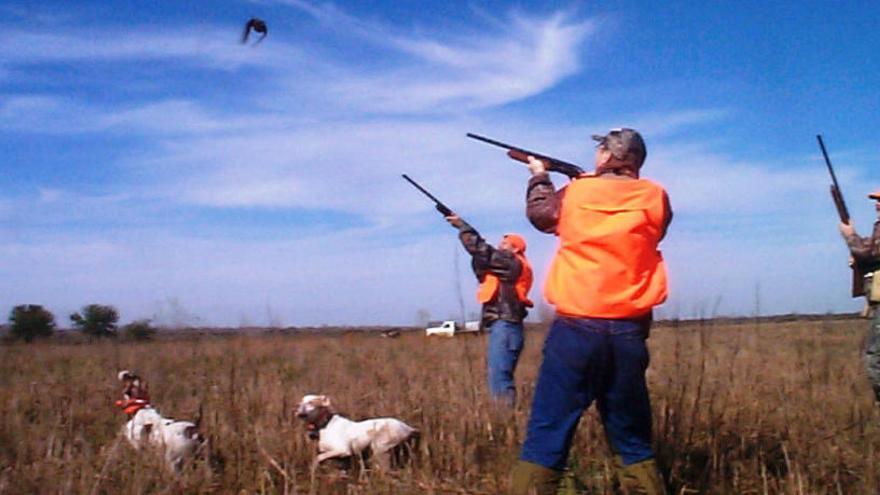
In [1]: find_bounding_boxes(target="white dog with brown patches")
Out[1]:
[116,370,203,471]
[296,394,418,470]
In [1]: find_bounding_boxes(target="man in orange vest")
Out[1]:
[511,128,671,495]
[445,214,534,406]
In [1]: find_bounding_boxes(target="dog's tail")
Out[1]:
[408,429,421,449]
[186,403,205,444]
[184,425,202,441]
[194,403,204,429]
[392,429,421,468]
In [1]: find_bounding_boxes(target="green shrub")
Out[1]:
[70,304,119,338]
[122,319,157,341]
[9,305,55,342]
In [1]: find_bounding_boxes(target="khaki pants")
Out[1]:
[865,307,880,403]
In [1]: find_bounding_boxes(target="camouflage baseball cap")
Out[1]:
[869,189,880,200]
[592,128,647,168]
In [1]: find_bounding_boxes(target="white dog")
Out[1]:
[116,370,203,471]
[296,394,419,470]
[120,407,203,470]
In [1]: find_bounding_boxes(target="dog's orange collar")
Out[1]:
[115,398,150,416]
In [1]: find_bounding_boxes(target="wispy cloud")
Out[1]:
[0,5,74,26]
[651,143,827,216]
[0,225,504,325]
[0,96,291,135]
[1,4,603,222]
[0,26,298,70]
[268,0,596,112]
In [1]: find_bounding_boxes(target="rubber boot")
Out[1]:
[510,460,564,495]
[613,456,666,495]
[558,470,588,495]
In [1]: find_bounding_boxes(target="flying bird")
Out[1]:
[241,17,268,44]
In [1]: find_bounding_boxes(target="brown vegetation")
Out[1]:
[1,318,878,494]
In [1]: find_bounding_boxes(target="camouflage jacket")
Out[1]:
[455,221,528,325]
[845,221,880,269]
[525,173,672,237]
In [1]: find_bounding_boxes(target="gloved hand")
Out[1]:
[445,214,464,228]
[527,155,547,176]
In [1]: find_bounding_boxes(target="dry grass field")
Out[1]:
[1,318,879,494]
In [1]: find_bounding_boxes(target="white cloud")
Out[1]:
[651,144,826,216]
[0,26,299,71]
[0,226,515,326]
[37,188,62,203]
[269,1,596,112]
[0,96,289,135]
[659,227,857,319]
[0,5,74,26]
[0,198,10,220]
[628,109,731,137]
[0,197,862,327]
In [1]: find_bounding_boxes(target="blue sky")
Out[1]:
[1,0,879,326]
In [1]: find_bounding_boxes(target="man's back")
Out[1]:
[546,177,670,318]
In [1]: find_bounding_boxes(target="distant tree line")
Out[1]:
[5,304,157,343]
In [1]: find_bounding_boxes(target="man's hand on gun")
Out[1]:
[526,156,547,176]
[445,214,464,229]
[839,221,856,239]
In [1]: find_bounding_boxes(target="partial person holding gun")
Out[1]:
[402,175,534,407]
[511,128,670,495]
[838,190,880,404]
[820,134,880,404]
[838,194,880,270]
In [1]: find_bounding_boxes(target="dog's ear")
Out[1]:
[140,423,153,442]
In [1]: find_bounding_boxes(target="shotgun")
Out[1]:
[817,135,850,223]
[818,134,863,297]
[467,133,586,179]
[402,174,453,216]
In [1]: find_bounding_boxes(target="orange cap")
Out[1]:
[869,189,880,200]
[503,233,527,254]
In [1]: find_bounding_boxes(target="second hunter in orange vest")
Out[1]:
[477,234,534,308]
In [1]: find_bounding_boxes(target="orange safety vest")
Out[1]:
[545,177,669,318]
[477,251,534,307]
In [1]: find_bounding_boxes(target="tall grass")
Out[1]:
[0,319,877,494]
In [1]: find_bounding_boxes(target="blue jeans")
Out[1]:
[487,319,525,405]
[520,315,655,470]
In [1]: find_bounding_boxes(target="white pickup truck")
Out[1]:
[425,320,481,337]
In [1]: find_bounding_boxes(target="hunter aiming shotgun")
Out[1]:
[466,133,586,179]
[402,174,453,216]
[818,134,863,297]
